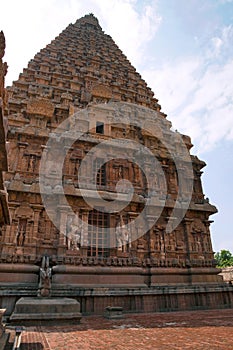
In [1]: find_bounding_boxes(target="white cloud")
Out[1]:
[219,0,233,3]
[143,58,201,115]
[142,25,233,155]
[209,25,233,58]
[94,0,161,67]
[211,37,223,56]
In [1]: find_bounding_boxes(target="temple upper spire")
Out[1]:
[74,13,102,29]
[7,14,163,114]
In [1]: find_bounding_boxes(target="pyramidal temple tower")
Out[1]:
[0,14,232,316]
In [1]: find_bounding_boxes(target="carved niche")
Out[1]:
[190,220,206,253]
[14,203,34,246]
[38,210,58,245]
[92,83,112,99]
[26,98,54,118]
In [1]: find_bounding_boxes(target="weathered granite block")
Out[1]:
[10,297,82,325]
[104,306,123,319]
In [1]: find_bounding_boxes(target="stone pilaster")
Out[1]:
[57,206,69,256]
[16,142,28,172]
[183,218,194,265]
[31,205,42,245]
[80,208,90,256]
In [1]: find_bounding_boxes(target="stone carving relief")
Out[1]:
[27,98,54,118]
[61,92,73,106]
[16,218,27,246]
[38,210,58,244]
[26,154,37,172]
[189,220,212,260]
[14,203,34,247]
[150,230,160,252]
[191,221,206,234]
[137,235,147,251]
[152,225,165,252]
[132,163,141,185]
[190,220,206,253]
[165,232,176,251]
[37,256,52,297]
[174,227,185,251]
[92,83,112,99]
[81,87,92,103]
[193,220,212,253]
[116,214,130,253]
[66,214,83,251]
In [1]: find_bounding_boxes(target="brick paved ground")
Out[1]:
[5,309,233,350]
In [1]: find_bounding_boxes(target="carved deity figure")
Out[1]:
[16,219,26,246]
[153,225,165,253]
[116,215,129,252]
[191,221,206,252]
[132,163,141,184]
[66,215,82,250]
[37,256,52,297]
[168,232,176,251]
[160,236,165,253]
[154,233,160,251]
[27,155,36,172]
[193,235,202,252]
[118,166,123,179]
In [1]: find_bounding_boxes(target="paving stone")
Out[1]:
[5,309,233,350]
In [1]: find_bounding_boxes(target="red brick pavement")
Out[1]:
[5,309,233,350]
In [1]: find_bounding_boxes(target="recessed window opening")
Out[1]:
[96,121,104,134]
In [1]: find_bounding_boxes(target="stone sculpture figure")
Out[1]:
[37,256,52,297]
[16,220,26,247]
[116,215,129,253]
[66,215,82,250]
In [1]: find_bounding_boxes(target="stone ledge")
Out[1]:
[10,297,82,326]
[104,306,123,319]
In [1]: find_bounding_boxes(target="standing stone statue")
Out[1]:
[66,215,82,251]
[37,256,52,297]
[116,215,129,253]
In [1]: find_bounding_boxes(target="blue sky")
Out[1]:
[1,0,233,253]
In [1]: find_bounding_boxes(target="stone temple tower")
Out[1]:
[0,14,232,315]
